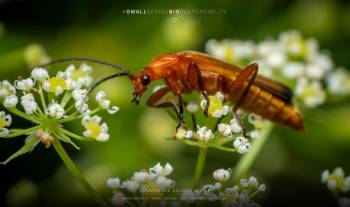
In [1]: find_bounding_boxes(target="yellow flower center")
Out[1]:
[287,39,307,60]
[208,96,223,116]
[0,118,6,129]
[329,175,344,190]
[224,45,235,62]
[71,70,88,80]
[85,121,101,138]
[48,77,67,93]
[301,86,317,99]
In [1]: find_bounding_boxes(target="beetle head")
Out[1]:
[131,69,152,105]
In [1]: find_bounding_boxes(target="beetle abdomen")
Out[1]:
[238,85,304,130]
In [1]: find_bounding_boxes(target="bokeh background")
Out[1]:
[0,0,350,206]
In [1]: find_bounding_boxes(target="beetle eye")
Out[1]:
[141,75,150,85]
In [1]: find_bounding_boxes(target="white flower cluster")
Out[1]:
[322,167,350,207]
[107,163,175,206]
[0,64,120,164]
[200,92,230,118]
[173,90,268,154]
[206,30,350,108]
[182,169,265,206]
[322,167,350,193]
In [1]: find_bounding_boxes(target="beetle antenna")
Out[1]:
[30,57,132,74]
[84,72,130,102]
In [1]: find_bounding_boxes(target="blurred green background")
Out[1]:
[0,0,350,206]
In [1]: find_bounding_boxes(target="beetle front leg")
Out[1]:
[146,86,185,132]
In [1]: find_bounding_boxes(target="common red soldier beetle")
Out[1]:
[37,51,304,134]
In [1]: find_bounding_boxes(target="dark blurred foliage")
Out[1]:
[0,0,350,206]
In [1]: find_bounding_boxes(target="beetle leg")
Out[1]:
[188,61,210,117]
[229,63,259,137]
[146,86,185,131]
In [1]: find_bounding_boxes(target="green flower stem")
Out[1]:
[59,108,102,124]
[193,147,208,188]
[60,91,72,107]
[38,86,47,112]
[233,124,273,183]
[3,125,42,138]
[52,139,109,207]
[212,145,236,152]
[8,108,42,123]
[58,127,87,141]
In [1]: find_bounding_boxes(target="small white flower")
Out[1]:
[321,170,330,183]
[95,90,119,114]
[149,162,173,176]
[218,123,232,137]
[229,118,242,134]
[326,68,350,95]
[186,101,199,113]
[14,78,35,91]
[195,126,214,141]
[72,89,88,101]
[0,80,16,98]
[295,78,326,108]
[107,178,121,189]
[3,95,18,108]
[42,72,67,96]
[258,184,266,192]
[282,62,304,79]
[214,92,225,101]
[65,64,93,89]
[82,115,109,141]
[111,191,125,207]
[233,136,251,154]
[176,128,193,139]
[155,176,175,188]
[0,111,12,137]
[46,101,65,119]
[21,93,37,114]
[31,67,49,82]
[250,129,260,139]
[121,180,139,193]
[75,99,90,114]
[305,63,325,80]
[132,171,150,184]
[213,168,231,182]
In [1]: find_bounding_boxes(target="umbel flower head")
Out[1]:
[0,64,119,164]
[206,30,350,108]
[173,91,269,155]
[107,163,175,206]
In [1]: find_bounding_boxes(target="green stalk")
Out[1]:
[52,139,109,207]
[233,124,273,183]
[8,108,42,123]
[57,127,87,141]
[193,147,208,188]
[38,86,47,112]
[3,125,42,138]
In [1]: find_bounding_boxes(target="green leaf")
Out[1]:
[1,134,40,165]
